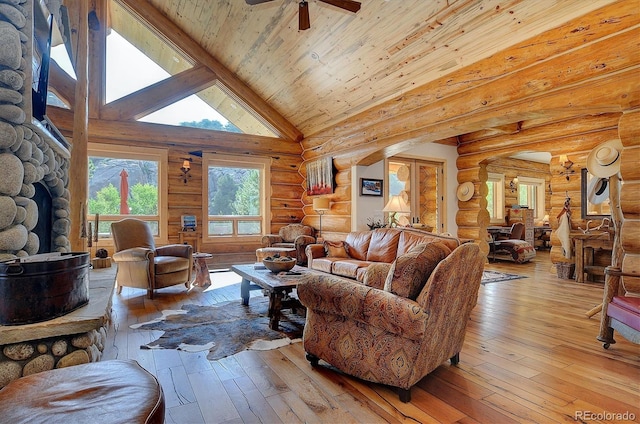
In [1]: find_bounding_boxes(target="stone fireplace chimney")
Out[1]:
[0,0,71,260]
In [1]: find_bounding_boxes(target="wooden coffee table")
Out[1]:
[231,263,315,330]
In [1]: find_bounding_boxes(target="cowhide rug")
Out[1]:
[131,296,305,360]
[481,270,525,285]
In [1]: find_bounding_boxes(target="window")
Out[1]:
[204,154,270,242]
[517,176,545,220]
[487,173,505,223]
[106,0,277,136]
[88,144,167,240]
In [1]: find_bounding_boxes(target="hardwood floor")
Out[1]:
[102,251,639,423]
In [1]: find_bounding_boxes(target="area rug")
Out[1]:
[131,296,305,360]
[482,270,525,285]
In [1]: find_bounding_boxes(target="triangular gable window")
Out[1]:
[139,84,277,137]
[107,0,277,137]
[106,0,193,102]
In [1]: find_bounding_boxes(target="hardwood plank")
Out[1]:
[103,250,639,423]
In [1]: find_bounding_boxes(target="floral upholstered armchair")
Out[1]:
[261,223,316,265]
[297,243,484,402]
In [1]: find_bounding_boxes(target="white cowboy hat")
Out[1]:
[588,176,609,205]
[456,182,474,202]
[587,139,622,178]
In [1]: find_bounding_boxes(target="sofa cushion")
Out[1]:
[397,229,459,255]
[345,231,372,261]
[363,263,392,289]
[366,228,401,263]
[383,243,450,300]
[324,240,349,258]
[332,259,372,280]
[310,257,338,274]
[608,296,640,330]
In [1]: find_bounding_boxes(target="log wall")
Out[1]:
[298,2,639,256]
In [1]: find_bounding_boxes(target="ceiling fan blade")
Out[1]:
[319,0,361,13]
[299,1,310,30]
[245,0,275,5]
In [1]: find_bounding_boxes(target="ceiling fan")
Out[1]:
[246,0,361,31]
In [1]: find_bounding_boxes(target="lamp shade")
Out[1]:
[382,195,410,213]
[313,197,330,211]
[182,160,191,170]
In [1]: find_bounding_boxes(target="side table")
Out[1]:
[192,252,212,288]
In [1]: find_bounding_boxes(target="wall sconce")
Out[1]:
[510,177,518,193]
[313,197,331,240]
[559,154,575,180]
[180,157,192,184]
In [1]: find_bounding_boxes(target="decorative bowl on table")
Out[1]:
[262,256,296,273]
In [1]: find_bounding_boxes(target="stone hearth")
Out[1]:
[0,266,115,388]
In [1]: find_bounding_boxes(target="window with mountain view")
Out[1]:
[87,144,167,238]
[205,154,270,241]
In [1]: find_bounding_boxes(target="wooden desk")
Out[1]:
[572,232,612,283]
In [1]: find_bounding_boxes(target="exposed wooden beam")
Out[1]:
[48,107,303,157]
[101,65,217,121]
[118,0,303,143]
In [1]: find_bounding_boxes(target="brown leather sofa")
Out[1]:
[305,227,460,282]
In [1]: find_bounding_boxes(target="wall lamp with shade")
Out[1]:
[180,157,192,184]
[313,197,330,240]
[559,154,575,180]
[510,177,518,193]
[382,195,410,227]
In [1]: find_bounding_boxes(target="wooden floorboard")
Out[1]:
[102,251,640,423]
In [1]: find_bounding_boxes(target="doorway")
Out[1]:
[386,158,444,233]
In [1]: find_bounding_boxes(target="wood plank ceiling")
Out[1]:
[147,0,617,139]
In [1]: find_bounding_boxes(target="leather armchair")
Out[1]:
[261,223,316,265]
[111,218,193,299]
[298,243,484,402]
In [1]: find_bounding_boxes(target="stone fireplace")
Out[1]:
[0,0,71,259]
[0,0,112,388]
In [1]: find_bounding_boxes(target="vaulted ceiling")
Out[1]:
[144,0,616,140]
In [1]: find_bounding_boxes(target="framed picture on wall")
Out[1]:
[306,157,334,195]
[360,178,383,196]
[181,215,197,231]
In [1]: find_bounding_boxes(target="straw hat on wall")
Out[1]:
[456,182,474,202]
[586,139,622,178]
[588,177,609,205]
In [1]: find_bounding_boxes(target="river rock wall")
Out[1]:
[0,0,71,259]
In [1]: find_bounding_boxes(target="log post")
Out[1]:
[68,0,89,251]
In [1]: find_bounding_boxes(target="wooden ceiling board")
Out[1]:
[144,0,617,138]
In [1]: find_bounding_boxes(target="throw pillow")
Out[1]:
[383,242,450,300]
[324,240,349,258]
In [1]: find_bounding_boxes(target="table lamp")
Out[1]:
[382,195,410,227]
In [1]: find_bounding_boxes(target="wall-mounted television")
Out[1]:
[32,7,53,122]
